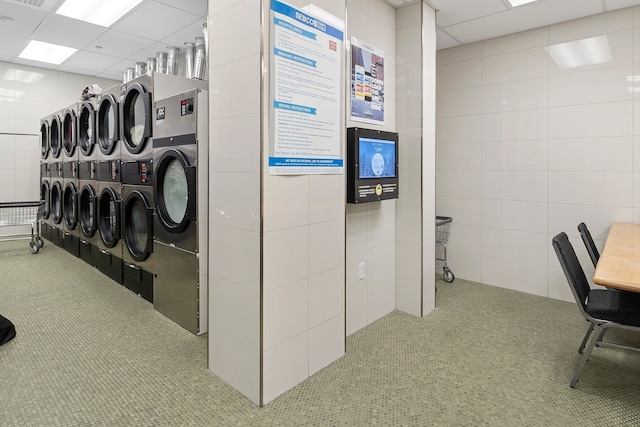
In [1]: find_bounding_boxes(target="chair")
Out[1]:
[577,222,599,268]
[552,232,640,388]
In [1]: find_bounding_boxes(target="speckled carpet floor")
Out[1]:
[1,239,639,426]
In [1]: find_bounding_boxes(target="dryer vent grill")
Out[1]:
[10,0,56,11]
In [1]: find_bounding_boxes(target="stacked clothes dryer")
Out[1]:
[95,85,123,284]
[39,115,52,241]
[49,110,64,248]
[77,97,99,266]
[61,104,80,257]
[118,72,207,302]
[152,88,208,335]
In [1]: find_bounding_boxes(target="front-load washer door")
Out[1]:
[63,182,78,230]
[154,149,196,234]
[63,109,77,157]
[121,82,152,155]
[40,181,50,220]
[79,184,97,238]
[50,115,62,159]
[98,187,121,248]
[123,190,153,262]
[78,103,95,157]
[51,181,63,224]
[97,94,120,155]
[40,120,50,160]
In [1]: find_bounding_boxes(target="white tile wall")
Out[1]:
[436,6,640,302]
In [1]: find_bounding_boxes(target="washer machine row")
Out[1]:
[40,116,52,241]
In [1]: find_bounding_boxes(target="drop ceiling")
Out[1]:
[1,0,640,80]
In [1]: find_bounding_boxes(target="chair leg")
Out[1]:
[571,324,609,388]
[579,322,596,354]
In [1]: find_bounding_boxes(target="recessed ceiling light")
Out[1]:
[18,40,77,65]
[508,0,539,6]
[0,16,15,23]
[55,0,143,27]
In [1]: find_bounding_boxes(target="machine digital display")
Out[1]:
[347,127,399,203]
[358,137,396,179]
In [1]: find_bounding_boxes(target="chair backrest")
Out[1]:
[577,222,599,267]
[552,232,591,314]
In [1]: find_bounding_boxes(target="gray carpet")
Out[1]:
[1,239,639,426]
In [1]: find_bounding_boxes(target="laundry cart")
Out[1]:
[436,216,454,282]
[0,201,45,254]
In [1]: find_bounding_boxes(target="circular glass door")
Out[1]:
[98,187,120,248]
[63,182,78,230]
[79,185,97,237]
[41,181,50,220]
[78,103,95,156]
[124,191,153,261]
[155,150,195,234]
[51,182,62,224]
[40,121,49,160]
[50,115,62,159]
[97,95,119,155]
[122,83,151,154]
[63,110,76,157]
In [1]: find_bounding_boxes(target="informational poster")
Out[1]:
[269,0,344,175]
[350,37,384,125]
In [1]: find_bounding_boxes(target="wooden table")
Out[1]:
[593,223,640,292]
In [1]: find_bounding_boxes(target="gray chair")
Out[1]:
[577,222,599,268]
[552,232,640,388]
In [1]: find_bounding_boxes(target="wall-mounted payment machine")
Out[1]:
[346,127,399,203]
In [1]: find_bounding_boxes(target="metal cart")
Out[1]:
[436,216,454,282]
[0,201,45,254]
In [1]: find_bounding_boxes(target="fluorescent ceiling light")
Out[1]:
[546,35,612,69]
[56,0,144,27]
[18,40,77,65]
[508,0,540,6]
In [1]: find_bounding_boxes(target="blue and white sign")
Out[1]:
[269,0,344,175]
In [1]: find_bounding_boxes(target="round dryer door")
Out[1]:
[50,115,62,159]
[40,121,49,160]
[97,94,120,155]
[40,181,50,220]
[79,184,97,238]
[121,82,152,155]
[63,182,78,230]
[78,103,95,156]
[98,187,121,248]
[123,190,153,262]
[63,109,77,157]
[155,149,196,234]
[51,182,63,224]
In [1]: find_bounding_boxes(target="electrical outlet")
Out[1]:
[358,262,365,280]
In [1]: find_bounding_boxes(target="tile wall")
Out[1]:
[435,7,640,302]
[0,61,116,236]
[345,0,398,335]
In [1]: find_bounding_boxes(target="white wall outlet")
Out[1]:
[358,262,365,280]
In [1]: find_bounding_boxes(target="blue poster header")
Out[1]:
[269,157,344,167]
[271,0,343,41]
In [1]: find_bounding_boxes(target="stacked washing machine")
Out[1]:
[61,104,80,257]
[77,96,99,267]
[39,116,52,241]
[95,84,123,284]
[152,88,208,335]
[49,111,65,248]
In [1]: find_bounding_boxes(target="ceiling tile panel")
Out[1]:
[161,20,207,48]
[113,1,201,41]
[0,0,48,38]
[154,0,207,17]
[0,32,28,57]
[30,14,107,49]
[61,50,121,74]
[605,0,640,10]
[430,0,507,27]
[85,30,156,59]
